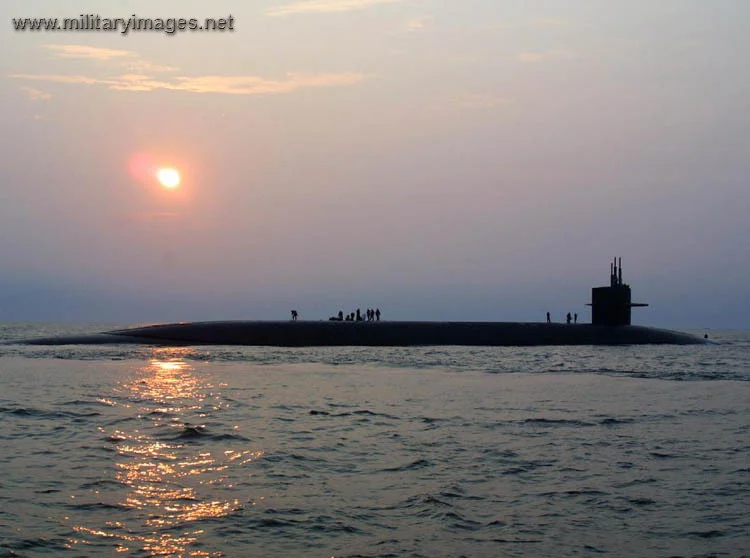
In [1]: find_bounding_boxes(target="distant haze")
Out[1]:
[1,0,748,328]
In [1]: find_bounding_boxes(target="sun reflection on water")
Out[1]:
[69,350,264,556]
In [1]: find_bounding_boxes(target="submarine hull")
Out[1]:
[15,321,705,346]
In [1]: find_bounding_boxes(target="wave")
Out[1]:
[149,424,250,442]
[66,501,127,512]
[308,409,401,420]
[650,451,679,459]
[687,530,725,539]
[378,458,431,473]
[598,417,636,425]
[0,406,101,419]
[522,418,593,426]
[58,399,114,407]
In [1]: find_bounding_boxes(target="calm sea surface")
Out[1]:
[0,323,748,557]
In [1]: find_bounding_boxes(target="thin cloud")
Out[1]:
[42,44,134,61]
[22,87,52,101]
[10,72,369,95]
[12,74,106,85]
[267,0,404,17]
[42,44,174,73]
[405,15,433,32]
[122,59,179,73]
[11,44,367,96]
[518,49,574,63]
[171,73,368,94]
[107,74,167,92]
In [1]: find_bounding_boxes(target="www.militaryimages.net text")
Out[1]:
[13,14,235,35]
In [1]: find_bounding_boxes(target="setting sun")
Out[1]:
[157,167,181,189]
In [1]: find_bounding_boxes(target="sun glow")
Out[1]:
[157,167,181,189]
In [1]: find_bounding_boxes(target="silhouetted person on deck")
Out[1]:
[574,313,578,324]
[566,312,571,324]
[338,310,344,321]
[356,309,362,321]
[291,310,298,321]
[375,308,381,321]
[546,312,551,324]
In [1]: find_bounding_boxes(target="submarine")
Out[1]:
[16,259,705,347]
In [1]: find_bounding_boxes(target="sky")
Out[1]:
[1,0,748,328]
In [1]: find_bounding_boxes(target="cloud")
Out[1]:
[22,87,52,101]
[42,44,175,73]
[10,44,367,96]
[405,15,432,32]
[122,59,179,73]
[267,0,404,17]
[10,72,369,95]
[42,44,134,61]
[12,74,105,85]
[106,74,167,92]
[518,49,574,63]
[171,73,367,94]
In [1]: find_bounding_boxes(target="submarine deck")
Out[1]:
[14,320,705,346]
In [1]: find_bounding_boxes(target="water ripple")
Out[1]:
[0,331,748,556]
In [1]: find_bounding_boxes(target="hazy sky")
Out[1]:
[1,0,748,327]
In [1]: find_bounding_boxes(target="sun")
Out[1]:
[157,167,181,189]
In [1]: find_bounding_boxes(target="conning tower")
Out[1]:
[588,257,648,326]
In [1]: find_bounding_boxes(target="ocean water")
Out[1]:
[0,324,748,557]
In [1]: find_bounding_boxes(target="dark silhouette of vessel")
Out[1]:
[588,257,649,326]
[14,259,705,347]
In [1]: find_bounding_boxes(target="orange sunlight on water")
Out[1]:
[71,353,263,556]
